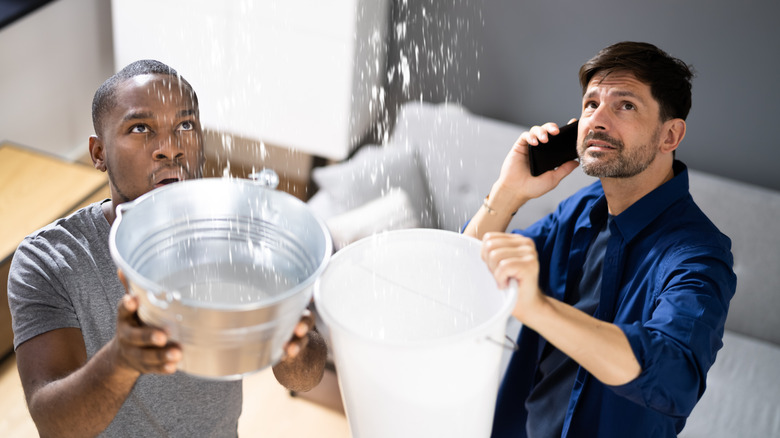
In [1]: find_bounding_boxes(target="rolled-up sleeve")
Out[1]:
[609,247,736,417]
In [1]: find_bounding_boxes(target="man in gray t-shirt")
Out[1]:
[8,60,328,437]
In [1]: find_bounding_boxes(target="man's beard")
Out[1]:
[579,129,660,178]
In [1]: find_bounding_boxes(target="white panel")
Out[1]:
[110,0,233,105]
[252,0,358,39]
[111,0,387,160]
[210,28,355,156]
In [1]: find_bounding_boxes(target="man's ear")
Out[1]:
[661,118,686,154]
[89,135,107,172]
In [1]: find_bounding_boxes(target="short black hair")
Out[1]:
[579,42,694,121]
[91,59,198,135]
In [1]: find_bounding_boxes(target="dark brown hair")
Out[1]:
[579,42,694,121]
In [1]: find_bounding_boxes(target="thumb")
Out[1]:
[117,294,141,325]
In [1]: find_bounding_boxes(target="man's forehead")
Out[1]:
[584,71,653,100]
[587,70,648,91]
[113,74,197,111]
[126,73,182,88]
[117,74,194,100]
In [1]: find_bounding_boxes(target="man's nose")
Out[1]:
[153,133,184,160]
[586,105,611,132]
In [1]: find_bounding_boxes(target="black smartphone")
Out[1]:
[528,121,579,177]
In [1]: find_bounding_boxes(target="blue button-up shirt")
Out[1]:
[491,161,737,437]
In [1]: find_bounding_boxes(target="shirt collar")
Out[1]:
[609,160,689,242]
[582,194,609,230]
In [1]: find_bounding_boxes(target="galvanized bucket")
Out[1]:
[109,177,332,380]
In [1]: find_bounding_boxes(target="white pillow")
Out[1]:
[312,145,436,228]
[326,188,420,250]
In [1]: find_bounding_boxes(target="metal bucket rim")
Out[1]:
[109,177,333,311]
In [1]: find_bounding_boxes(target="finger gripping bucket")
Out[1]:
[314,229,517,437]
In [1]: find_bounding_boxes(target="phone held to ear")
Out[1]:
[528,121,579,177]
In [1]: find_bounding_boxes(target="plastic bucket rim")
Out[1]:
[314,228,517,349]
[109,178,333,312]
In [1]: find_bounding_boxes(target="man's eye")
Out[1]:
[178,121,194,131]
[622,102,636,110]
[130,124,149,133]
[584,101,598,110]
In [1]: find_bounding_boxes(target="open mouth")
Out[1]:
[155,177,180,188]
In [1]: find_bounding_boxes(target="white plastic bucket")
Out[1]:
[314,229,517,438]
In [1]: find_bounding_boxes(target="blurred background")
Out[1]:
[1,0,778,192]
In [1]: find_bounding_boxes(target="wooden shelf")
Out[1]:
[0,143,109,359]
[0,144,108,264]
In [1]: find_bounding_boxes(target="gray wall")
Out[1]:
[385,0,780,191]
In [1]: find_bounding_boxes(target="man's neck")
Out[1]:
[601,159,675,216]
[102,199,116,226]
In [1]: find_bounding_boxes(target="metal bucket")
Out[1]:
[109,177,332,380]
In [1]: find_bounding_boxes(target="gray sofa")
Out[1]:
[308,102,780,437]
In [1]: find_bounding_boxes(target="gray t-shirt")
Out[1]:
[8,201,242,437]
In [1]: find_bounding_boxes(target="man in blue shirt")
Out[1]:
[463,41,736,437]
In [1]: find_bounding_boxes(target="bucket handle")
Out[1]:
[248,168,279,190]
[485,278,519,351]
[486,334,519,351]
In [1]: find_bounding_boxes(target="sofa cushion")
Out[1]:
[680,330,780,437]
[389,103,518,231]
[311,145,437,228]
[325,188,420,250]
[389,101,596,232]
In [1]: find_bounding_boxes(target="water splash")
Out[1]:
[365,0,484,146]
